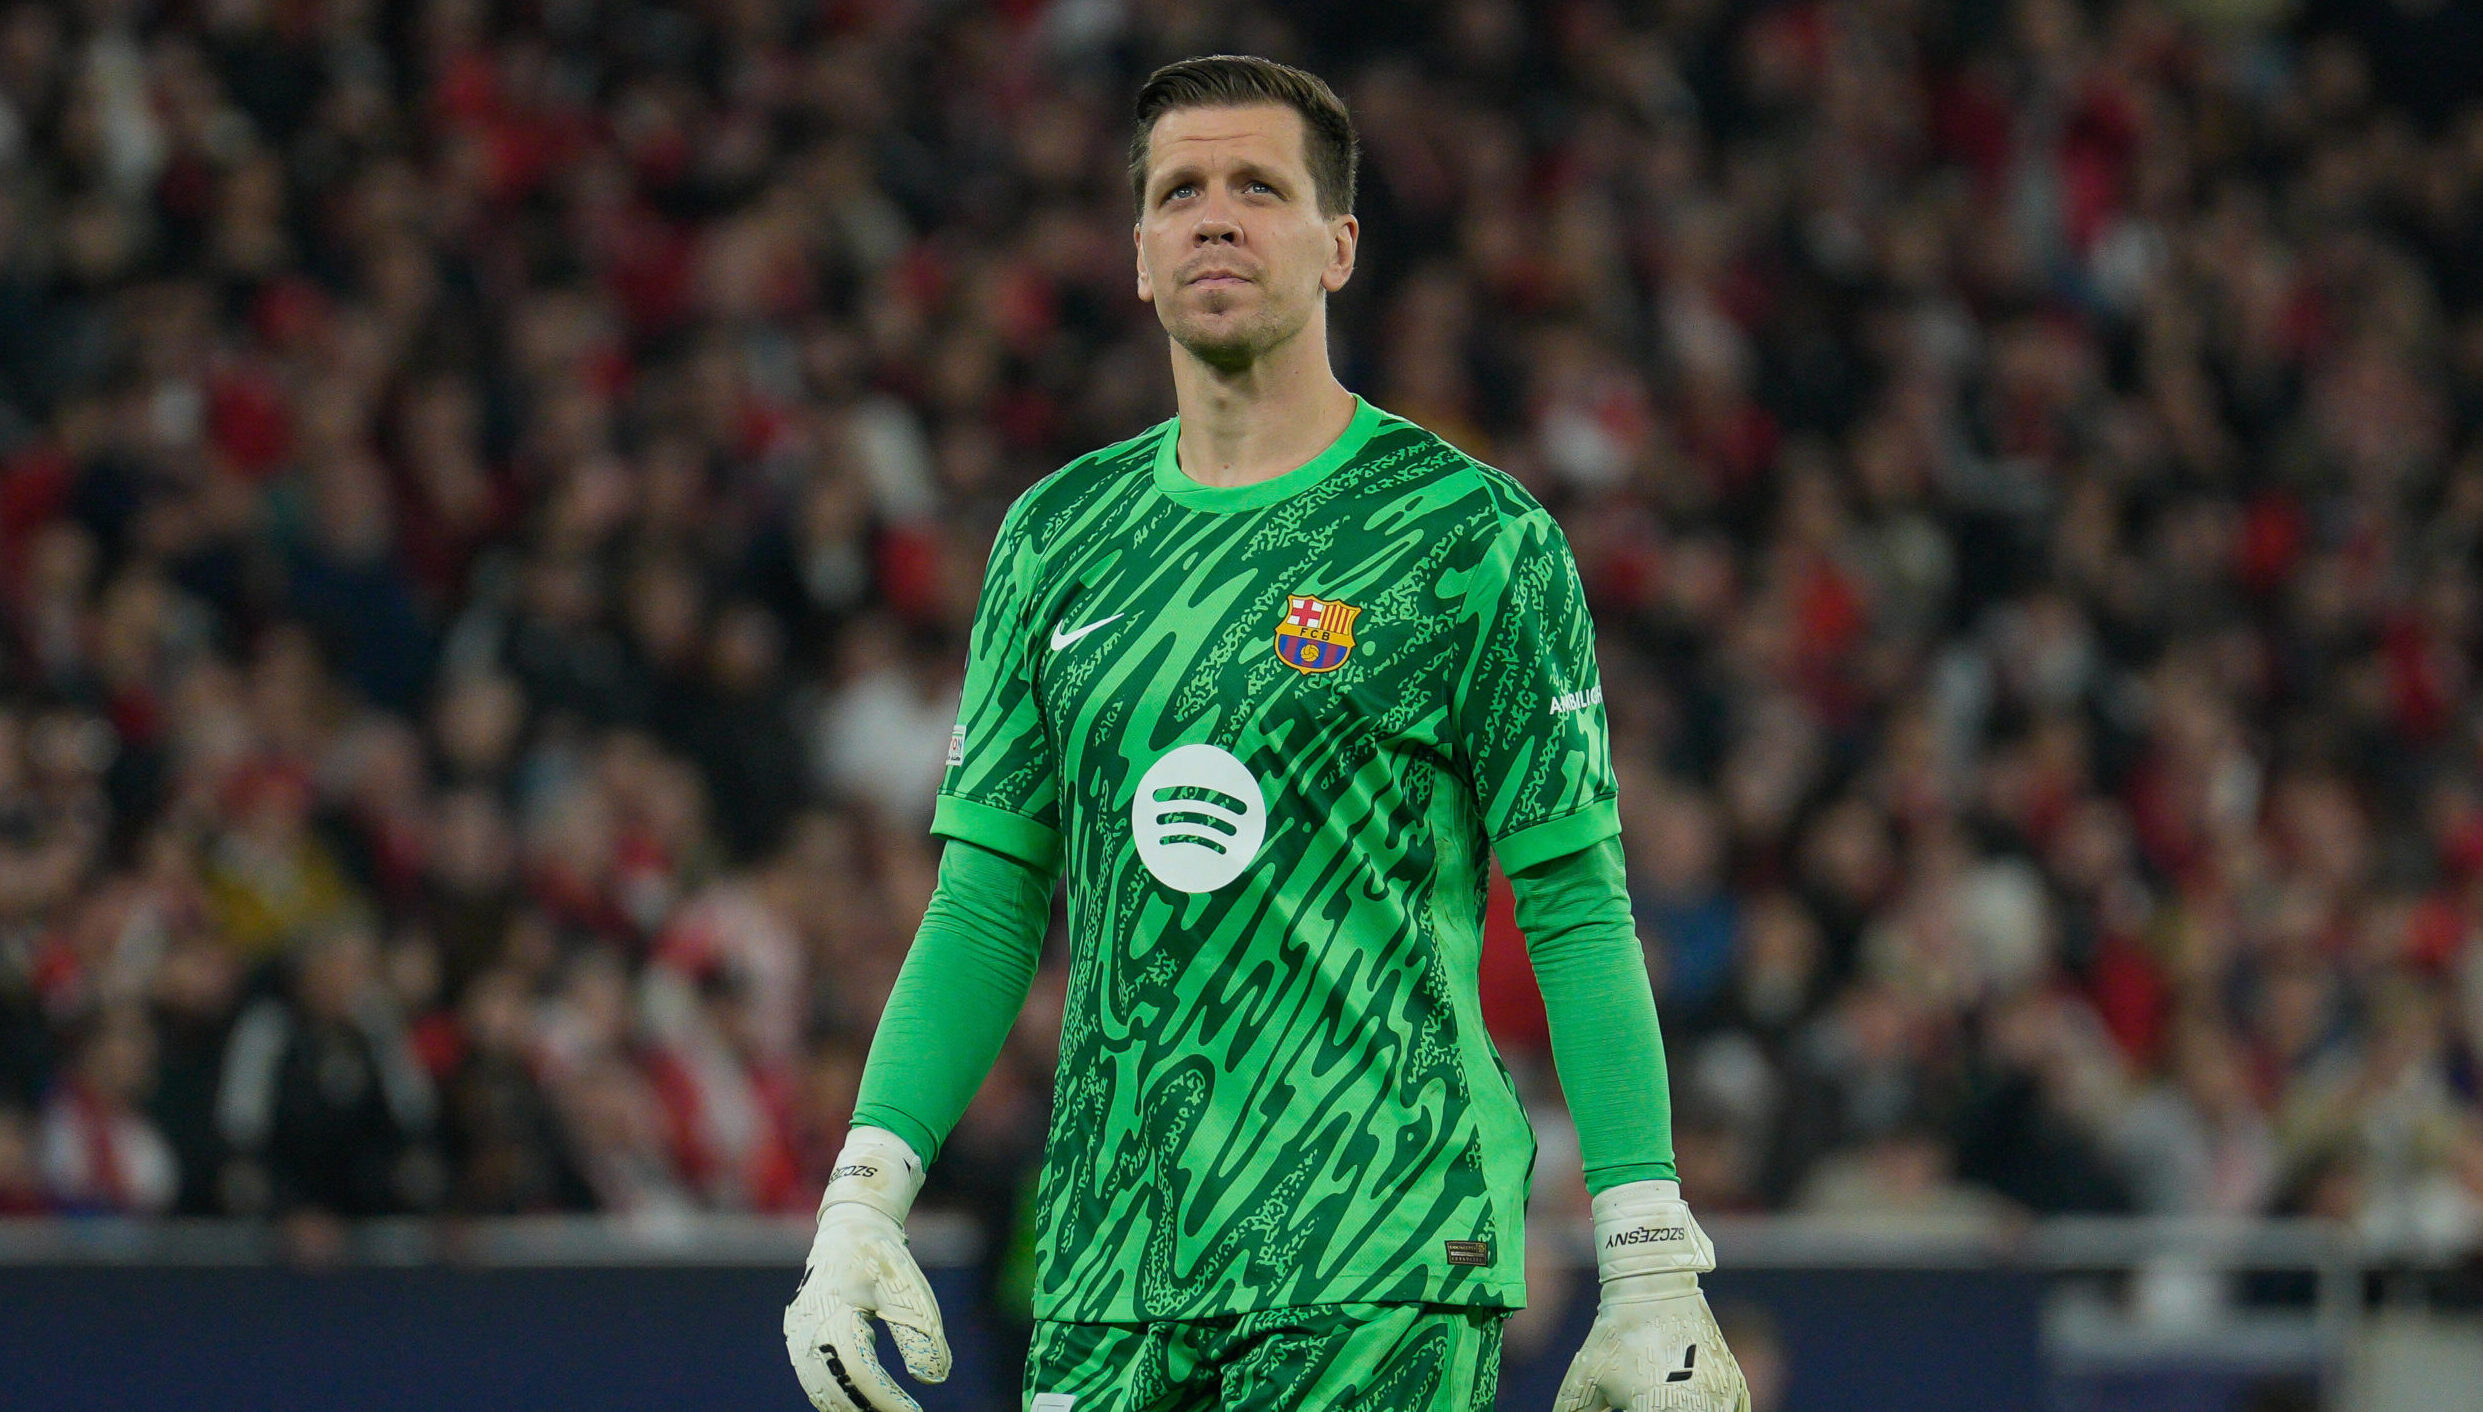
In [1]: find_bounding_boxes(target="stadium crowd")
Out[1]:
[0,0,2478,1318]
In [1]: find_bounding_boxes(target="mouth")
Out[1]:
[1186,271,1252,289]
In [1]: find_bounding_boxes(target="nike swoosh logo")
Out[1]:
[1049,614,1123,651]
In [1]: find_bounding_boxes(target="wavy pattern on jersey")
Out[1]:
[938,409,1614,1322]
[1023,1301,1506,1410]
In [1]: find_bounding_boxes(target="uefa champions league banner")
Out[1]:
[0,1263,2046,1412]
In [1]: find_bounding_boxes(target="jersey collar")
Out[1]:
[1150,395,1382,512]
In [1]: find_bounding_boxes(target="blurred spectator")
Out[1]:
[1628,774,1740,1015]
[1953,990,2134,1214]
[639,959,805,1213]
[532,945,695,1216]
[214,923,440,1217]
[2278,973,2483,1256]
[147,928,239,1214]
[201,757,358,963]
[36,1002,174,1213]
[423,786,518,1005]
[680,602,807,862]
[814,614,958,831]
[2110,1015,2278,1217]
[439,966,589,1214]
[1773,980,1962,1204]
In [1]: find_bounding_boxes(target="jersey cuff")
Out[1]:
[1494,796,1621,874]
[1584,1157,1680,1196]
[931,794,1062,874]
[848,1107,942,1169]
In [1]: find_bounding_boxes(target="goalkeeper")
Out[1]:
[787,53,1747,1412]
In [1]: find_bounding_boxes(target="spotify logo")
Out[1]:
[1132,743,1266,893]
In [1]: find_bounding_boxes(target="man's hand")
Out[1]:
[784,1127,951,1412]
[1555,1180,1750,1412]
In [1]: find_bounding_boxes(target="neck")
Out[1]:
[1167,314,1358,488]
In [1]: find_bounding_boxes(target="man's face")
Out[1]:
[1135,103,1356,370]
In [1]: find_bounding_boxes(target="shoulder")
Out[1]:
[1000,417,1170,540]
[1357,405,1560,546]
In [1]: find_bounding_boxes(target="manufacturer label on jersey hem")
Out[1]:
[1444,1239,1493,1266]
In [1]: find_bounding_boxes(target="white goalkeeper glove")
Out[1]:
[1555,1180,1751,1412]
[784,1127,951,1412]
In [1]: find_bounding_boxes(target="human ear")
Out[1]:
[1321,213,1359,294]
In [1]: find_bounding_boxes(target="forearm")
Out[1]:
[850,839,1051,1164]
[1509,834,1676,1192]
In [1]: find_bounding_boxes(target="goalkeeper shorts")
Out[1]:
[1022,1302,1506,1412]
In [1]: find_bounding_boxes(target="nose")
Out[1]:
[1192,191,1241,244]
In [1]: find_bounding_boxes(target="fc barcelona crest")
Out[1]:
[1276,593,1360,674]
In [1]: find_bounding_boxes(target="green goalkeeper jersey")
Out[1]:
[933,396,1618,1323]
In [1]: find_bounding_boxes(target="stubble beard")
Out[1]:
[1166,288,1311,374]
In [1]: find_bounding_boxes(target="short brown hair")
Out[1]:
[1129,55,1359,218]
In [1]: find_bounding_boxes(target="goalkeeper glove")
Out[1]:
[784,1127,951,1412]
[1555,1179,1751,1412]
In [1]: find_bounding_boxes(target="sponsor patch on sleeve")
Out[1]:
[1549,684,1604,716]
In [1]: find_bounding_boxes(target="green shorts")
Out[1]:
[1022,1303,1505,1412]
